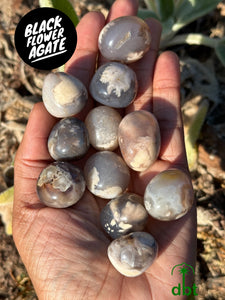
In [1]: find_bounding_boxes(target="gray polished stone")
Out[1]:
[118,110,161,171]
[100,193,148,239]
[42,72,88,118]
[84,151,130,199]
[85,106,122,150]
[48,117,89,160]
[98,16,151,63]
[37,162,85,208]
[108,232,158,277]
[89,62,137,108]
[144,169,194,220]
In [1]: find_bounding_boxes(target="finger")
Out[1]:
[106,0,139,22]
[65,11,105,86]
[126,18,162,113]
[14,103,55,206]
[152,51,188,168]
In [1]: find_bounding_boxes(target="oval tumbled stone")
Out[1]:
[144,169,194,221]
[98,16,151,63]
[84,151,130,199]
[48,117,89,161]
[100,193,148,239]
[118,110,161,172]
[108,232,158,277]
[36,161,85,208]
[85,106,122,151]
[89,62,137,108]
[42,72,88,118]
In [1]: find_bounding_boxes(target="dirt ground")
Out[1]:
[0,0,225,299]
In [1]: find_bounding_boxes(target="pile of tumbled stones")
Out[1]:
[36,16,194,277]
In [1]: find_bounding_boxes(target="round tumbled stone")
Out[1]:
[89,62,137,108]
[98,16,151,63]
[118,110,161,171]
[108,232,158,277]
[85,106,122,150]
[42,72,88,118]
[100,193,148,239]
[84,151,130,199]
[36,162,85,208]
[144,169,194,221]
[48,117,89,160]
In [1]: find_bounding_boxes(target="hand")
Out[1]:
[13,0,197,299]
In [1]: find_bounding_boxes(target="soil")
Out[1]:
[0,0,225,299]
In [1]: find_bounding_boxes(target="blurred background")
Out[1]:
[0,0,225,299]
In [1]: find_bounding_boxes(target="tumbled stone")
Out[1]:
[144,169,194,220]
[100,193,148,239]
[84,151,130,199]
[48,117,89,160]
[85,106,122,150]
[118,110,161,171]
[36,162,85,208]
[98,16,151,63]
[108,232,158,277]
[89,62,137,108]
[42,72,88,118]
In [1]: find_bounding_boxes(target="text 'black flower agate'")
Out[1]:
[37,162,85,208]
[100,193,148,239]
[108,232,158,277]
[48,117,89,160]
[84,151,130,199]
[98,16,151,63]
[42,72,88,118]
[89,62,137,108]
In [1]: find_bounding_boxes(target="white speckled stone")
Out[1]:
[48,117,89,160]
[85,106,122,150]
[144,169,194,220]
[108,232,158,277]
[89,62,137,108]
[100,193,148,239]
[118,110,161,171]
[98,16,151,63]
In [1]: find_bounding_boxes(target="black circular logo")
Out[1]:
[14,8,77,70]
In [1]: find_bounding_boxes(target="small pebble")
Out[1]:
[108,232,158,277]
[98,16,151,63]
[48,117,89,160]
[144,169,194,220]
[118,110,161,171]
[100,193,148,239]
[84,151,130,199]
[42,72,88,118]
[85,106,121,150]
[89,62,137,108]
[37,162,85,208]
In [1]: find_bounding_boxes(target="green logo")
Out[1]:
[171,263,198,297]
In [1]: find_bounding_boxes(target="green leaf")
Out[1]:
[39,0,79,27]
[0,186,14,235]
[137,8,159,20]
[143,0,157,12]
[156,0,174,21]
[173,0,221,32]
[215,38,225,67]
[184,99,209,171]
[143,0,174,21]
[161,17,175,40]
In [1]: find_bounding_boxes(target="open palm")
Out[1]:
[13,0,197,299]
